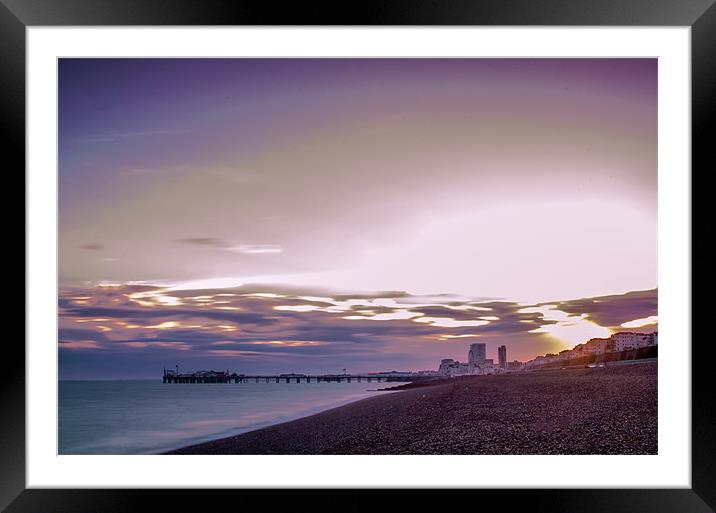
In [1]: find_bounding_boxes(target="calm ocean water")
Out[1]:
[59,380,405,454]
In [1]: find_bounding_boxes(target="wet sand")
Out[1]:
[167,362,657,455]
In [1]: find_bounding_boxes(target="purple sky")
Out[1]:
[59,59,657,379]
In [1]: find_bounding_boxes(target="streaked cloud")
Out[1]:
[80,243,103,251]
[228,244,283,255]
[621,315,658,328]
[77,129,189,144]
[58,282,658,377]
[413,317,490,328]
[438,334,481,340]
[547,289,657,329]
[178,237,228,248]
[123,341,192,350]
[343,310,423,321]
[177,239,283,255]
[59,340,104,350]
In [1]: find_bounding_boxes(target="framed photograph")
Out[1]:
[4,0,714,511]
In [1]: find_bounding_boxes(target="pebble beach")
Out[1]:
[167,362,657,455]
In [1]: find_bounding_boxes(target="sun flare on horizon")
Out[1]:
[521,305,612,350]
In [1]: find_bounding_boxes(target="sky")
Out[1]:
[58,58,658,379]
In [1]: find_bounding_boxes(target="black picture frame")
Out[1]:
[2,1,714,511]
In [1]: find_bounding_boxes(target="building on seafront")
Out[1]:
[438,358,471,376]
[507,360,523,371]
[438,344,520,377]
[498,345,507,369]
[468,343,486,370]
[611,332,657,352]
[438,358,456,375]
[524,331,658,368]
[585,337,610,355]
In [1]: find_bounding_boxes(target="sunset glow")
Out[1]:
[521,305,612,348]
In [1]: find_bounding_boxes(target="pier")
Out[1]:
[162,368,419,384]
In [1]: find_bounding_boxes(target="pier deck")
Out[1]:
[162,371,419,384]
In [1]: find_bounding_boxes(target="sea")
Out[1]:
[59,380,406,455]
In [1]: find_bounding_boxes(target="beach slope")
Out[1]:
[168,362,657,455]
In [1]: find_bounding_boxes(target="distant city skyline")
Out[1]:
[59,58,657,379]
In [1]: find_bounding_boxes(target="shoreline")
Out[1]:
[160,379,453,453]
[167,362,657,455]
[163,389,418,455]
[158,385,411,455]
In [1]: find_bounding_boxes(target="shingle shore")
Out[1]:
[167,362,657,455]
